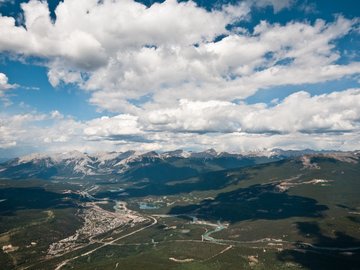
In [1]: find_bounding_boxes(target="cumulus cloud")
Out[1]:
[84,114,142,138]
[88,15,360,111]
[0,0,245,69]
[50,110,64,120]
[0,0,358,113]
[1,89,360,156]
[141,88,360,134]
[0,72,18,106]
[0,72,17,97]
[0,111,86,155]
[0,113,46,149]
[0,0,359,156]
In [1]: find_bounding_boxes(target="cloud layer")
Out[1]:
[0,72,16,97]
[1,89,360,155]
[0,0,359,156]
[1,0,359,111]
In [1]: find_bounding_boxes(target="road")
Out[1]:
[54,215,157,270]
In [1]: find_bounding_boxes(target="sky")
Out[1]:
[0,0,359,158]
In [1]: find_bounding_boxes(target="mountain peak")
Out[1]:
[1,149,358,180]
[205,148,217,155]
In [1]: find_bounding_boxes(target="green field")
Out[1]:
[0,155,360,269]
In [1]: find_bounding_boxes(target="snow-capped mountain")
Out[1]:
[0,149,356,180]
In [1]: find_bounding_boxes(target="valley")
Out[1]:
[0,150,359,269]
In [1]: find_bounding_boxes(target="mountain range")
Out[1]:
[0,148,357,180]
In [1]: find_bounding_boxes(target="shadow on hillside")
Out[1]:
[0,162,58,179]
[168,183,328,223]
[122,163,199,184]
[278,222,360,269]
[348,216,360,224]
[96,169,249,199]
[0,187,77,216]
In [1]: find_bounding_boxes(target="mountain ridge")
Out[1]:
[0,149,358,180]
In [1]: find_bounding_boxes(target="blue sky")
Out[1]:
[0,58,102,118]
[0,0,359,157]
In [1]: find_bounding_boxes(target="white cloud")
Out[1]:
[0,111,86,155]
[141,88,360,134]
[0,0,246,69]
[85,15,360,111]
[1,89,360,157]
[0,72,17,97]
[50,110,64,120]
[0,0,359,156]
[84,114,142,137]
[0,112,46,149]
[0,0,358,113]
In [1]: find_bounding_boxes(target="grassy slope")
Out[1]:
[0,157,359,269]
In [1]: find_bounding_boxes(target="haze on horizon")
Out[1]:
[0,0,359,158]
